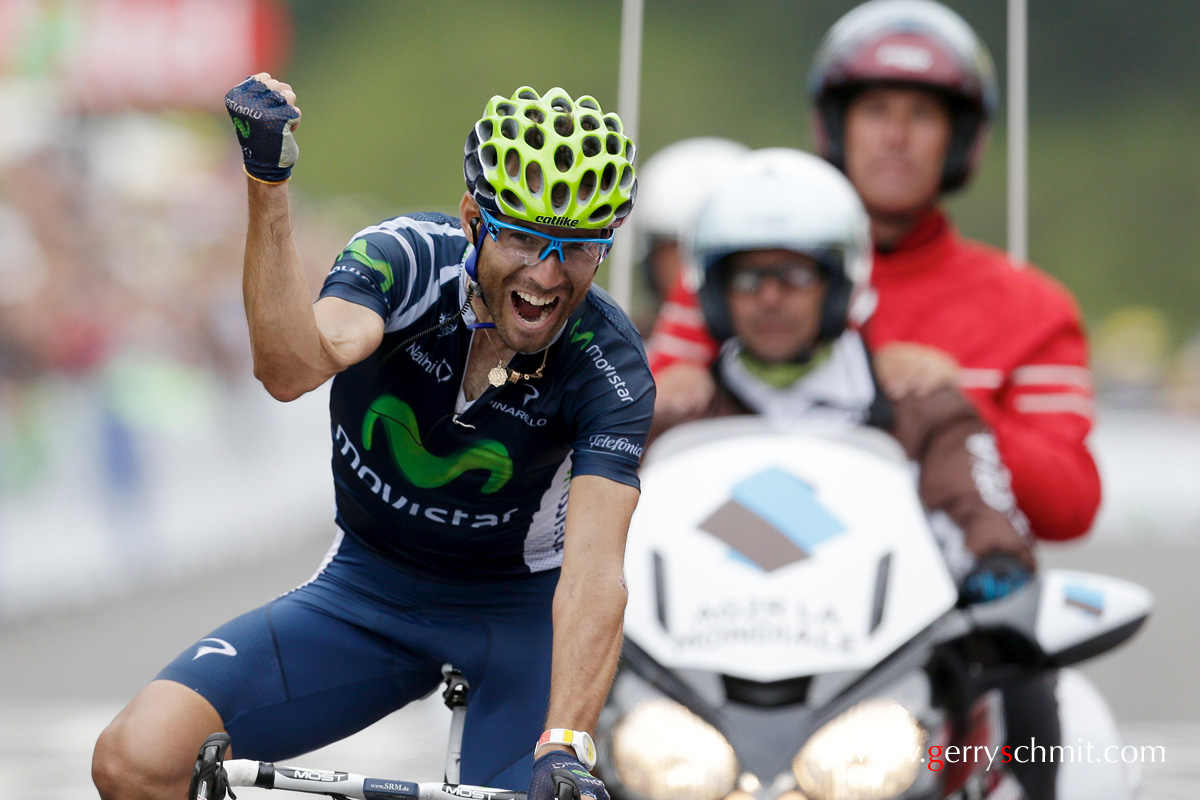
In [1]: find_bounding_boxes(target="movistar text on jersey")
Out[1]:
[336,426,518,527]
[569,320,634,403]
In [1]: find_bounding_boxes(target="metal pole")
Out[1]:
[609,0,644,310]
[1007,0,1028,262]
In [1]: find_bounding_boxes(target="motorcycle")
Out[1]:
[595,418,1151,800]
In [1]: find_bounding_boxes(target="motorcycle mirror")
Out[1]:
[964,569,1152,668]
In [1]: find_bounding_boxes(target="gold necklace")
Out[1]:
[481,327,549,387]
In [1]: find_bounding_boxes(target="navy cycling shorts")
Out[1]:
[158,531,559,790]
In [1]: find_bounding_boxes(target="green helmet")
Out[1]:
[463,86,637,230]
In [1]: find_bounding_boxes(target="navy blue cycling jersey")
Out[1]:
[319,212,655,580]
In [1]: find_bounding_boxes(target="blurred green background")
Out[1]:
[280,0,1198,353]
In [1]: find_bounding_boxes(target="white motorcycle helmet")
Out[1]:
[634,137,750,296]
[685,147,874,347]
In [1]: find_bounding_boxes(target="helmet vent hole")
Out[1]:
[554,145,575,173]
[579,97,600,111]
[497,103,517,117]
[600,163,616,192]
[603,115,621,132]
[500,189,525,212]
[525,162,544,194]
[524,108,545,123]
[464,131,479,156]
[553,115,575,137]
[501,118,520,140]
[504,149,522,179]
[480,144,499,169]
[605,134,621,156]
[618,165,633,190]
[613,200,631,222]
[588,204,612,224]
[524,126,545,150]
[464,154,481,182]
[580,115,601,132]
[578,170,597,203]
[475,120,494,142]
[551,96,573,113]
[551,182,570,212]
[517,88,540,101]
[625,141,636,163]
[476,179,496,200]
[582,136,602,158]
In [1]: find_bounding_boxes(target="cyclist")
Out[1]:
[647,0,1101,546]
[92,75,652,800]
[650,147,1035,605]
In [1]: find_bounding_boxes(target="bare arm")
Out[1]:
[536,475,637,757]
[873,341,960,399]
[243,179,383,401]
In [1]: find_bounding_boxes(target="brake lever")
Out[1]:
[189,732,235,800]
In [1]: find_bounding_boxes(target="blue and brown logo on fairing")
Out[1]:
[699,468,845,571]
[1063,583,1105,617]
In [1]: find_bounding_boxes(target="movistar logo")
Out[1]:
[233,118,251,139]
[569,318,633,403]
[569,319,594,347]
[340,239,395,292]
[363,395,512,493]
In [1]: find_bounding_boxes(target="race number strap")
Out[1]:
[537,729,597,770]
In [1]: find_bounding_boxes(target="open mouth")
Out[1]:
[511,289,560,326]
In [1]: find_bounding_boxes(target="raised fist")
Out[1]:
[225,73,301,183]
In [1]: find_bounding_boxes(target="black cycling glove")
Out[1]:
[224,76,300,183]
[529,752,609,800]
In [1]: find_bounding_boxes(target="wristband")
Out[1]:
[537,729,597,770]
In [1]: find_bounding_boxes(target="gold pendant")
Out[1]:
[488,365,509,387]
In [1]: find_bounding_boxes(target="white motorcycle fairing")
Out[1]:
[624,421,959,683]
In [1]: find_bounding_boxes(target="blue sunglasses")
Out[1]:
[477,208,613,271]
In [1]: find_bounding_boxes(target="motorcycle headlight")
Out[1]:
[792,698,924,800]
[609,698,739,800]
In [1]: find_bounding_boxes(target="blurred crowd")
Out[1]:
[0,81,345,560]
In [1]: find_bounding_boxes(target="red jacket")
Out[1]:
[646,211,1100,541]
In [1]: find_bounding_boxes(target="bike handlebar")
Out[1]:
[223,758,528,800]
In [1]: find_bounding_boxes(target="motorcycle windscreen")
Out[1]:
[624,425,957,683]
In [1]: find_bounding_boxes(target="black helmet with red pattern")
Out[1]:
[808,0,998,193]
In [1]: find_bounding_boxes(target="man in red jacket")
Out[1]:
[647,0,1100,544]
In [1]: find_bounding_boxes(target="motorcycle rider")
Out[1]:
[649,147,1034,607]
[646,0,1101,548]
[654,146,1134,800]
